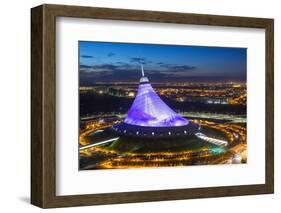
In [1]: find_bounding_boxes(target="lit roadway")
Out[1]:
[81,112,246,123]
[79,116,247,169]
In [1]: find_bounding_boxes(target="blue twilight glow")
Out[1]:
[79,41,247,84]
[124,76,189,127]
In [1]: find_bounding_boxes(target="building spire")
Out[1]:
[141,64,145,77]
[139,64,149,83]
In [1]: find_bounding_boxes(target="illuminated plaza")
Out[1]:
[79,116,246,169]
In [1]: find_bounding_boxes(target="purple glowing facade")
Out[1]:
[112,65,198,138]
[124,81,188,127]
[124,66,189,127]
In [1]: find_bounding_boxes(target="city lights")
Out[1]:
[79,68,247,170]
[79,42,247,170]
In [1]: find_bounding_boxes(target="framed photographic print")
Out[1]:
[31,4,274,208]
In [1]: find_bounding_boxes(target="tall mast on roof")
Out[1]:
[141,64,145,77]
[139,64,149,84]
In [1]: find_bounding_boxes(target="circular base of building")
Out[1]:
[111,122,199,138]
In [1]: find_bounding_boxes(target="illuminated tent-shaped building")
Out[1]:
[112,65,198,138]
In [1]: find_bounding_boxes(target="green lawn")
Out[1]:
[106,136,218,154]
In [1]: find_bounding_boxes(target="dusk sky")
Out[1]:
[79,41,246,85]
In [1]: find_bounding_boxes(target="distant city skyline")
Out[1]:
[79,41,247,85]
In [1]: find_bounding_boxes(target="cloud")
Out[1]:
[80,67,238,85]
[158,63,197,72]
[157,62,165,65]
[129,57,152,64]
[80,55,94,58]
[80,60,198,84]
[80,63,130,72]
[107,52,115,57]
[94,64,118,70]
[80,64,93,69]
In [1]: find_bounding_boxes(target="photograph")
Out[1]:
[78,41,247,170]
[29,3,274,208]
